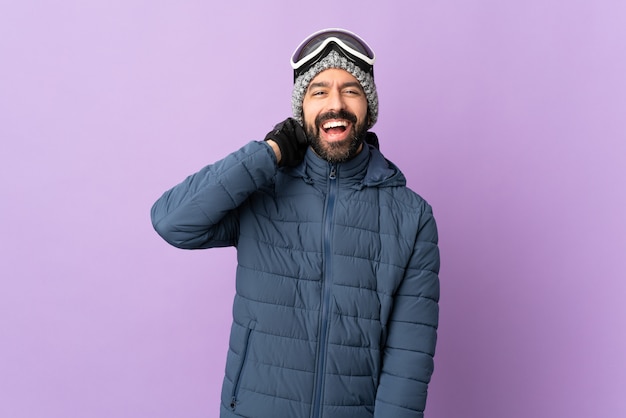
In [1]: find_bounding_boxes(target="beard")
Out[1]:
[304,110,368,164]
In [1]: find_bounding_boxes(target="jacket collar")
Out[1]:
[304,143,370,184]
[288,143,406,189]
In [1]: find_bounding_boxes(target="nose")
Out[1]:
[326,88,346,112]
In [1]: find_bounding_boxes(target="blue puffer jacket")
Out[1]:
[151,140,440,418]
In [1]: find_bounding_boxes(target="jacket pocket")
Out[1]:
[230,321,256,411]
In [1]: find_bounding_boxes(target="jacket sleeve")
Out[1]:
[150,141,278,249]
[374,202,440,418]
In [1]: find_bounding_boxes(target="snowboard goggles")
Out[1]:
[290,28,376,79]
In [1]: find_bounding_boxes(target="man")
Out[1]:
[151,28,440,418]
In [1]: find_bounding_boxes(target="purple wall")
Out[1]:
[1,1,624,417]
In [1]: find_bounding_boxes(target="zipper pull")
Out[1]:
[329,165,337,180]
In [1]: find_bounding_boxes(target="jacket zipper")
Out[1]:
[230,324,254,410]
[311,164,337,418]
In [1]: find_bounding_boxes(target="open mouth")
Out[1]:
[321,120,350,135]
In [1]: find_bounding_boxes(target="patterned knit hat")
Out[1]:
[290,29,378,129]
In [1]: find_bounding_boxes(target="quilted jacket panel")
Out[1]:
[151,141,440,418]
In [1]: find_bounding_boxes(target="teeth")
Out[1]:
[323,120,348,129]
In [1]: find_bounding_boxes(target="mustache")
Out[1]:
[315,110,358,127]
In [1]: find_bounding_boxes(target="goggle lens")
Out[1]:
[291,28,376,74]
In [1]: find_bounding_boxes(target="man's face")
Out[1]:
[302,68,369,164]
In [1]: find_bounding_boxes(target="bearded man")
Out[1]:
[151,28,440,418]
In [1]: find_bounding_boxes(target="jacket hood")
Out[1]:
[362,145,406,188]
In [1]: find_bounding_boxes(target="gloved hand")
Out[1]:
[264,118,309,167]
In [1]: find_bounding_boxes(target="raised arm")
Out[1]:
[150,141,278,249]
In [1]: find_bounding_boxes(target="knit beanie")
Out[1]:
[291,49,379,129]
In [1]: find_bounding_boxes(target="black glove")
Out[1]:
[264,118,309,167]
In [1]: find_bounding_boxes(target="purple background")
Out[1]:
[1,1,625,417]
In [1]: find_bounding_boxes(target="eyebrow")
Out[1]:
[307,81,363,91]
